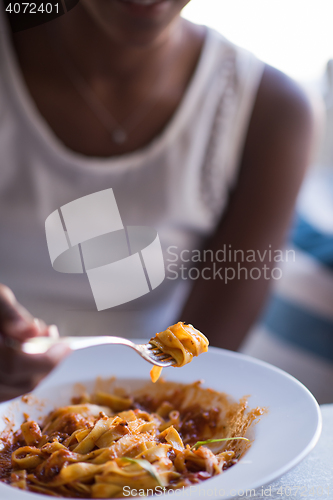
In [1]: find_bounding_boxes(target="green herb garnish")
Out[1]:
[121,457,164,487]
[191,437,250,450]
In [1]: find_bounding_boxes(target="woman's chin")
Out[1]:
[115,0,172,18]
[79,0,187,47]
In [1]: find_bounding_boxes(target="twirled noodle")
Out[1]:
[0,381,264,498]
[150,322,209,382]
[11,447,44,469]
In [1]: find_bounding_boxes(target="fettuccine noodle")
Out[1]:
[0,382,263,498]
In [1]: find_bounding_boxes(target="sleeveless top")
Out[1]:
[0,7,264,338]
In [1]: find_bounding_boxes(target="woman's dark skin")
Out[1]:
[0,0,315,400]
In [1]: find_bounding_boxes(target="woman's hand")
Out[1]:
[0,284,71,402]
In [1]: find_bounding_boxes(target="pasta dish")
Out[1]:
[0,380,263,498]
[149,322,209,382]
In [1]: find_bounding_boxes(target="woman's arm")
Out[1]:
[181,65,315,351]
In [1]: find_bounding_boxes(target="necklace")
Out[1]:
[49,37,175,145]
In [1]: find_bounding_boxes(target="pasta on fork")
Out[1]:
[149,322,209,382]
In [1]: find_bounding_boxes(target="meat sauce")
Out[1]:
[0,432,25,483]
[0,386,265,498]
[134,394,220,444]
[0,416,87,487]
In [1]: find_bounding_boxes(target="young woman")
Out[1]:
[0,0,314,401]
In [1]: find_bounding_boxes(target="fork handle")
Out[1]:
[21,336,134,355]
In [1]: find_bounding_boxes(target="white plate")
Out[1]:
[0,343,322,500]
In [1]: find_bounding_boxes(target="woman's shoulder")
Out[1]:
[204,26,313,118]
[255,64,314,135]
[204,27,261,71]
[185,21,261,75]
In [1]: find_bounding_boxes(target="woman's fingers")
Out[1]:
[32,343,72,375]
[0,343,71,386]
[0,284,51,341]
[31,320,60,339]
[0,285,68,402]
[0,343,72,402]
[0,341,71,402]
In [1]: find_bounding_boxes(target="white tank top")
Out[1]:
[0,9,264,338]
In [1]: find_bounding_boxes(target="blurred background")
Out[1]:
[183,0,333,83]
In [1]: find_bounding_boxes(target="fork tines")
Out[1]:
[148,343,174,362]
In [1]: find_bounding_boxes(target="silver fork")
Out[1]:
[21,336,176,367]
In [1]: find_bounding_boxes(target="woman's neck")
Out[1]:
[46,3,185,82]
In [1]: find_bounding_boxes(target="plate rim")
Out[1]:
[0,346,322,499]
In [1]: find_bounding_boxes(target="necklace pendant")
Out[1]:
[112,128,128,144]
